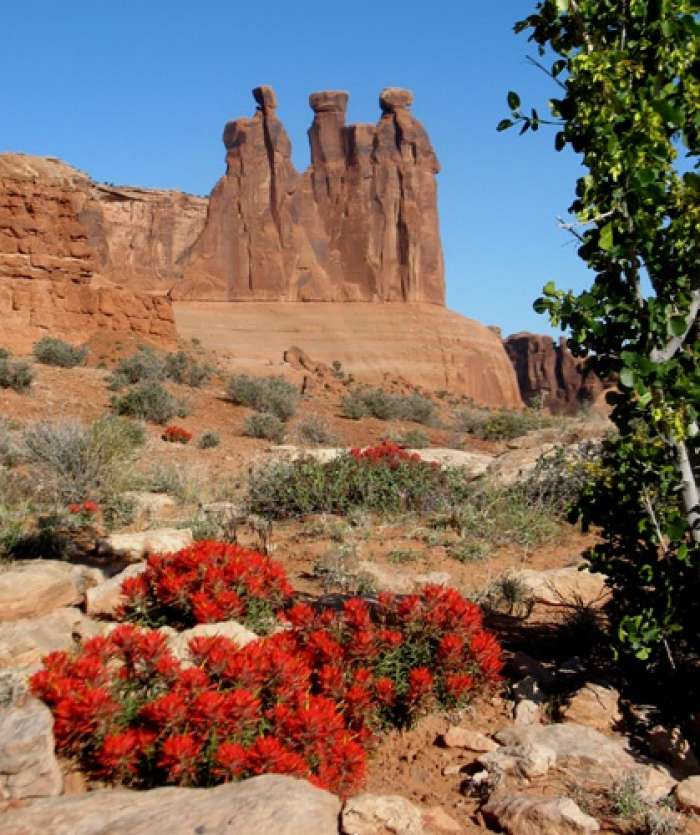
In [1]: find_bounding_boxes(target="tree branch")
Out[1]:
[525,55,567,90]
[650,289,700,363]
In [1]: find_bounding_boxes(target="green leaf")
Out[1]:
[507,91,521,110]
[599,223,613,251]
[533,297,548,314]
[620,368,635,388]
[543,280,557,295]
[555,0,569,13]
[669,315,687,337]
[555,131,566,151]
[497,119,514,132]
[551,59,567,77]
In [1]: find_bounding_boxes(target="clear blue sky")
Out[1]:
[2,0,592,337]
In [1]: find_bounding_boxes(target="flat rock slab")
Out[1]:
[483,792,599,834]
[0,607,105,673]
[342,793,424,834]
[86,563,146,618]
[510,565,607,608]
[0,695,62,801]
[0,561,104,622]
[1,774,341,834]
[104,528,193,562]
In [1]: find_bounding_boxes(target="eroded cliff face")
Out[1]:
[0,154,178,346]
[176,86,445,303]
[504,332,604,414]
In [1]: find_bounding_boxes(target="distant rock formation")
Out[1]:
[176,86,444,303]
[504,332,604,414]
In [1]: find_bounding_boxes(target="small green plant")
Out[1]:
[294,415,338,446]
[312,543,376,595]
[0,355,33,393]
[197,430,220,449]
[112,382,188,424]
[388,548,419,564]
[447,540,491,563]
[244,412,286,443]
[454,406,555,440]
[476,575,533,618]
[136,462,202,505]
[228,374,299,421]
[393,428,430,449]
[163,351,211,388]
[609,774,647,819]
[108,345,165,389]
[33,337,88,368]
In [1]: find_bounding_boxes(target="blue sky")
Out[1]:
[2,0,592,336]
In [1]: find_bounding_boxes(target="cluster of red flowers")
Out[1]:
[161,425,193,444]
[119,541,294,631]
[282,585,503,730]
[31,624,366,795]
[68,500,100,515]
[349,440,423,468]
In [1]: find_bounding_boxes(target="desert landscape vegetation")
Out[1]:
[0,1,698,834]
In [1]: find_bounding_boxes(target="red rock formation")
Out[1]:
[0,154,177,348]
[175,86,445,303]
[504,332,604,414]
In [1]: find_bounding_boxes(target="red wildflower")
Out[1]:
[159,733,202,785]
[161,425,193,444]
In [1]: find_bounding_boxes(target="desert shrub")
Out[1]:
[340,390,371,420]
[520,440,603,515]
[227,375,299,421]
[112,382,188,424]
[394,393,435,425]
[312,543,376,595]
[392,428,430,449]
[293,415,338,446]
[161,425,193,445]
[109,346,165,388]
[244,412,286,443]
[163,351,212,388]
[119,541,294,633]
[0,420,21,468]
[197,430,220,449]
[33,336,88,368]
[454,407,555,440]
[447,540,491,563]
[31,584,501,792]
[248,441,457,518]
[136,462,201,505]
[22,416,145,504]
[0,356,33,393]
[0,347,10,360]
[342,389,435,425]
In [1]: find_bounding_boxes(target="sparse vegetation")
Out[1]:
[33,336,88,368]
[341,387,435,424]
[109,345,212,390]
[228,374,299,421]
[243,412,286,443]
[293,414,338,446]
[454,405,556,440]
[111,382,188,424]
[0,353,33,393]
[197,430,220,449]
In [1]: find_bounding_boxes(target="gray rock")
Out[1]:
[0,774,341,834]
[483,792,600,834]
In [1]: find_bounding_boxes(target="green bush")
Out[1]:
[294,415,338,446]
[197,430,221,449]
[164,351,212,388]
[392,428,430,449]
[0,356,33,393]
[112,382,188,424]
[22,416,145,504]
[33,337,88,368]
[0,348,10,361]
[341,388,435,424]
[109,346,165,389]
[247,451,459,519]
[454,406,555,440]
[244,412,286,443]
[228,375,299,421]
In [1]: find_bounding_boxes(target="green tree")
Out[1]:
[501,0,699,668]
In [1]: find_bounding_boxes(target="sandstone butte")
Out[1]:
[0,85,555,408]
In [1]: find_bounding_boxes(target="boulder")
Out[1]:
[122,492,177,519]
[0,774,341,834]
[478,742,556,779]
[0,693,62,801]
[357,561,451,595]
[86,563,146,618]
[562,683,621,734]
[509,565,607,608]
[440,727,497,752]
[487,444,556,486]
[167,620,258,663]
[675,775,700,814]
[0,561,104,622]
[0,607,105,672]
[103,528,192,562]
[483,792,600,834]
[342,793,424,834]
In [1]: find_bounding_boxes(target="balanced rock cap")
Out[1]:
[309,91,349,113]
[253,85,277,110]
[379,87,414,112]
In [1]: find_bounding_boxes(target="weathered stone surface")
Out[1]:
[562,683,621,733]
[341,793,424,835]
[494,723,676,802]
[177,86,444,305]
[85,563,146,618]
[487,444,556,486]
[0,774,341,834]
[176,302,523,407]
[440,727,498,752]
[483,792,600,834]
[167,620,258,663]
[0,561,103,622]
[0,694,62,801]
[676,775,700,814]
[103,527,192,562]
[505,332,605,415]
[509,565,607,608]
[0,607,104,672]
[357,560,450,594]
[420,807,461,833]
[478,742,556,779]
